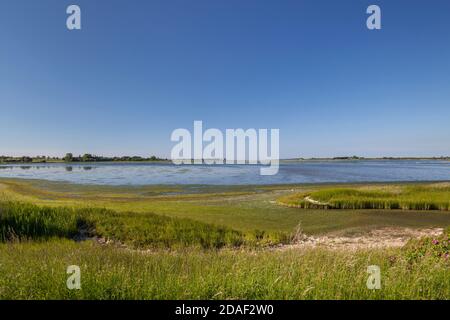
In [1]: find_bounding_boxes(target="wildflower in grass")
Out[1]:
[432,239,439,245]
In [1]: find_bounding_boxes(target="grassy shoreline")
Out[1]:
[1,178,449,235]
[0,178,449,299]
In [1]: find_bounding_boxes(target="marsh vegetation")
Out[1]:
[277,184,450,210]
[0,179,448,299]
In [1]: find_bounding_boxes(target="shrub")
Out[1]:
[403,228,450,263]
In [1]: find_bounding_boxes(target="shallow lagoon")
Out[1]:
[0,160,449,186]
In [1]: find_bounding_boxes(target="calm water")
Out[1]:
[0,161,449,185]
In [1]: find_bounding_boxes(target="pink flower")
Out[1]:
[432,239,439,245]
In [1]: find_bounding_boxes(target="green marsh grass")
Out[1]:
[0,181,449,300]
[0,202,80,241]
[2,179,450,236]
[278,184,450,211]
[0,240,448,299]
[0,201,291,248]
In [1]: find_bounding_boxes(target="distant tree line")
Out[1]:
[332,156,364,160]
[63,153,166,162]
[297,156,450,161]
[0,154,167,164]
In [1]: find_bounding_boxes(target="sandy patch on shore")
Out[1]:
[278,227,443,250]
[303,196,329,206]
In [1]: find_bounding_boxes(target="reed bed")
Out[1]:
[0,202,80,241]
[0,201,290,248]
[278,185,450,210]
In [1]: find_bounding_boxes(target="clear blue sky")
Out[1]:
[1,0,449,158]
